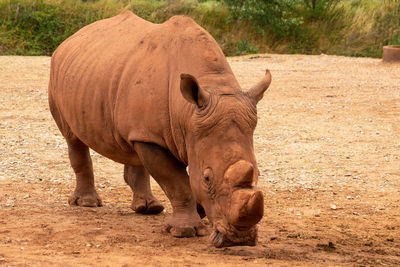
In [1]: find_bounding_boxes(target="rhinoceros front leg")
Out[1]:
[66,137,102,207]
[133,142,208,237]
[123,165,164,214]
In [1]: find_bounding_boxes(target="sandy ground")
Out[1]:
[0,54,400,266]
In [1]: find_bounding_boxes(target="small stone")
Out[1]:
[23,194,30,199]
[330,204,337,210]
[364,241,373,246]
[86,243,92,247]
[5,200,14,207]
[346,196,353,200]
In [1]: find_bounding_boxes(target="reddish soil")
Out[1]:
[0,55,399,266]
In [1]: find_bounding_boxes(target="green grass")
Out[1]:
[0,0,399,57]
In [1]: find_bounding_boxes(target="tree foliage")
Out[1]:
[223,0,302,37]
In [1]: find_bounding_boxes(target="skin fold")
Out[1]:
[48,11,271,247]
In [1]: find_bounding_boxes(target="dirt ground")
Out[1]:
[0,54,399,266]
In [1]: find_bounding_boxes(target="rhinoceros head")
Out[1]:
[180,70,271,247]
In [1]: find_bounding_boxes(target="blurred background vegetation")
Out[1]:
[0,0,399,57]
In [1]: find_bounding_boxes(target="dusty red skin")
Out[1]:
[48,11,271,247]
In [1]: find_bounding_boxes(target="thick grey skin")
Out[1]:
[48,12,228,236]
[49,11,270,245]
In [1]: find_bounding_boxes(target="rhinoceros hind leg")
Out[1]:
[66,137,102,207]
[124,165,164,214]
[133,142,208,237]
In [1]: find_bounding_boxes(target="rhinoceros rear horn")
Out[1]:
[180,73,209,108]
[246,69,272,105]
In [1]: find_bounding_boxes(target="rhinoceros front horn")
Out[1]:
[224,161,264,228]
[228,189,264,228]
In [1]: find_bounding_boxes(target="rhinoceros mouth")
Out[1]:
[210,221,258,248]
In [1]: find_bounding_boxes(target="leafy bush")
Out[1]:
[0,0,122,55]
[223,0,302,37]
[235,38,259,56]
[301,0,343,20]
[0,0,399,57]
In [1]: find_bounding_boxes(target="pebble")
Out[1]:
[5,200,15,207]
[330,204,337,210]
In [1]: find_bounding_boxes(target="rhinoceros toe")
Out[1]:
[163,218,208,238]
[68,190,102,207]
[131,196,164,214]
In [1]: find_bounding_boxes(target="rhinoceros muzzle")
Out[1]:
[210,220,259,248]
[210,160,264,248]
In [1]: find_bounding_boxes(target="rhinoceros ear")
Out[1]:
[180,73,209,108]
[246,69,272,105]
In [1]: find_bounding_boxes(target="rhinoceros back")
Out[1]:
[48,11,173,164]
[49,11,236,165]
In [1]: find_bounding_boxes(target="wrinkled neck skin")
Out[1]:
[168,72,243,163]
[186,92,258,212]
[165,20,265,246]
[170,78,263,247]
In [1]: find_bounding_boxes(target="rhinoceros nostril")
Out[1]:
[224,160,254,188]
[210,230,224,248]
[246,190,264,221]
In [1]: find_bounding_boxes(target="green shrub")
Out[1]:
[0,0,399,57]
[301,0,343,20]
[223,0,302,37]
[0,0,122,55]
[235,38,259,56]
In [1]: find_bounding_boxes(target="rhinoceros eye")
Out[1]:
[202,168,213,186]
[202,168,216,198]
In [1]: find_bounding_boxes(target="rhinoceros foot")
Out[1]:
[163,215,208,238]
[131,195,164,214]
[68,190,102,207]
